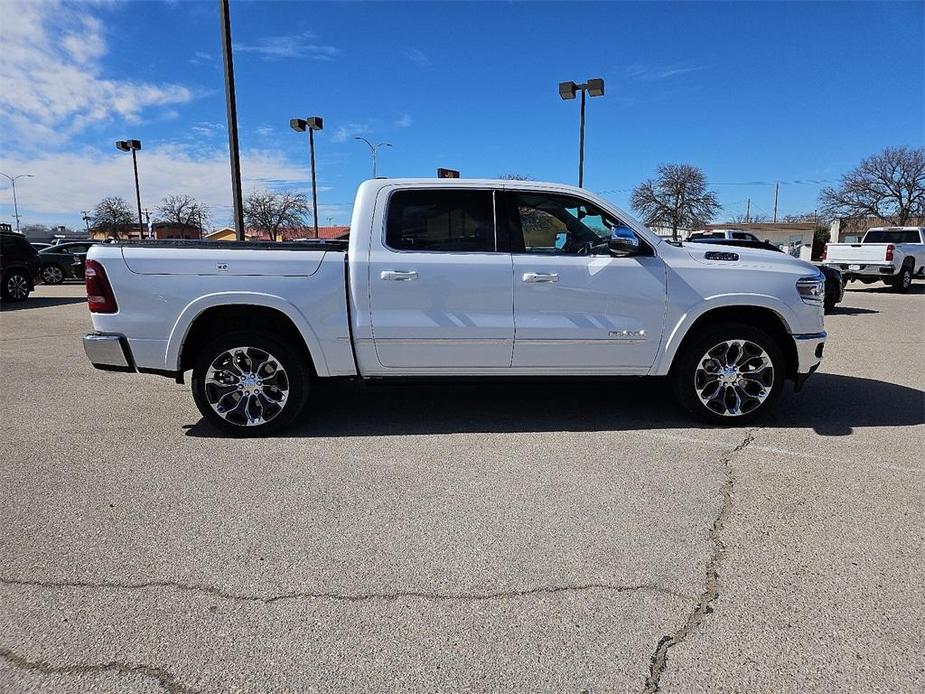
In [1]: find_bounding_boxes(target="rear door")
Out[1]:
[501,190,667,371]
[368,188,514,369]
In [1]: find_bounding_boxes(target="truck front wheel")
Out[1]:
[191,332,309,435]
[672,323,785,424]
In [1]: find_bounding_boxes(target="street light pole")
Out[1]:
[558,78,605,188]
[290,116,324,238]
[115,140,144,238]
[354,137,392,178]
[0,172,34,232]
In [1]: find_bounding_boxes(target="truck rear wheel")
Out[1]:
[890,263,913,293]
[672,323,785,424]
[191,331,309,436]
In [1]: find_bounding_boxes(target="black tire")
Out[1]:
[672,323,785,424]
[824,279,837,313]
[890,263,913,293]
[2,270,31,301]
[191,331,310,436]
[41,264,65,285]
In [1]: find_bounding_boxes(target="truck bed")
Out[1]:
[110,238,348,252]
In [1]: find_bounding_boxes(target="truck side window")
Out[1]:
[505,192,634,256]
[385,190,495,252]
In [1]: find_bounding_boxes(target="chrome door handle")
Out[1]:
[523,272,559,283]
[381,270,418,281]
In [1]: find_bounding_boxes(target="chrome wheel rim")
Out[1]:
[7,274,28,299]
[204,346,289,427]
[694,339,774,417]
[43,266,63,284]
[903,270,911,288]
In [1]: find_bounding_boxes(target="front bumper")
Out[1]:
[792,331,826,391]
[83,332,135,372]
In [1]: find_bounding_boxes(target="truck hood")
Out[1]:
[684,242,819,276]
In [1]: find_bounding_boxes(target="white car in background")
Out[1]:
[823,226,925,291]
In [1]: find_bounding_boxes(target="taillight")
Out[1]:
[85,260,117,313]
[885,244,894,261]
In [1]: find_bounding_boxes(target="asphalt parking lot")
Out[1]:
[1,282,923,693]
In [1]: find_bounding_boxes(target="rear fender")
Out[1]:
[166,292,330,376]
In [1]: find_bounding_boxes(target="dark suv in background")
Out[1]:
[1,231,42,301]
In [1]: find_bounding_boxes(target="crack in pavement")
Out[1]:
[0,646,197,694]
[641,430,755,694]
[0,576,691,604]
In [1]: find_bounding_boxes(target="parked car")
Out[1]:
[822,226,925,292]
[686,237,844,312]
[1,231,42,301]
[688,228,761,242]
[38,241,96,284]
[82,178,826,434]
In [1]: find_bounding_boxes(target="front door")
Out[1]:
[368,188,514,369]
[502,191,667,371]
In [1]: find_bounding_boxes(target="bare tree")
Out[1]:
[630,164,720,240]
[91,196,134,238]
[819,146,925,225]
[156,193,210,232]
[730,212,768,223]
[243,189,311,241]
[498,173,535,180]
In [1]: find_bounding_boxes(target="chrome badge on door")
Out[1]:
[609,329,647,340]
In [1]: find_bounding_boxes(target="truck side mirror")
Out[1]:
[608,235,640,257]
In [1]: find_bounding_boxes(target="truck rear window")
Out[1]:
[386,190,495,252]
[864,230,921,243]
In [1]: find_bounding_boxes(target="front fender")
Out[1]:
[651,293,799,376]
[166,291,331,376]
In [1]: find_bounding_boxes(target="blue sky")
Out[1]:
[1,0,923,229]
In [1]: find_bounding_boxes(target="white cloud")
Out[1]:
[0,143,332,228]
[332,123,373,143]
[0,0,195,148]
[403,47,430,66]
[396,114,413,128]
[235,31,340,61]
[623,63,708,80]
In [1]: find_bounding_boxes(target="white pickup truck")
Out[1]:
[83,179,826,434]
[823,226,925,291]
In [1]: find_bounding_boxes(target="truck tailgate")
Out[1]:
[825,243,889,263]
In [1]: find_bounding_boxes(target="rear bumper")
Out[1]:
[792,331,825,391]
[823,262,895,279]
[83,332,135,372]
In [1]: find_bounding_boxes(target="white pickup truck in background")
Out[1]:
[83,179,827,435]
[823,226,925,291]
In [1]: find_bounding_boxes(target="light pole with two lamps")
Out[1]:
[114,139,145,238]
[0,172,34,232]
[354,137,391,179]
[290,117,323,239]
[558,78,605,188]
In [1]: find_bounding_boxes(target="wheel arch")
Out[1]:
[661,304,798,382]
[169,294,327,377]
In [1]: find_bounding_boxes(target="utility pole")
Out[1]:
[745,198,751,223]
[81,210,91,233]
[219,0,245,241]
[772,182,779,223]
